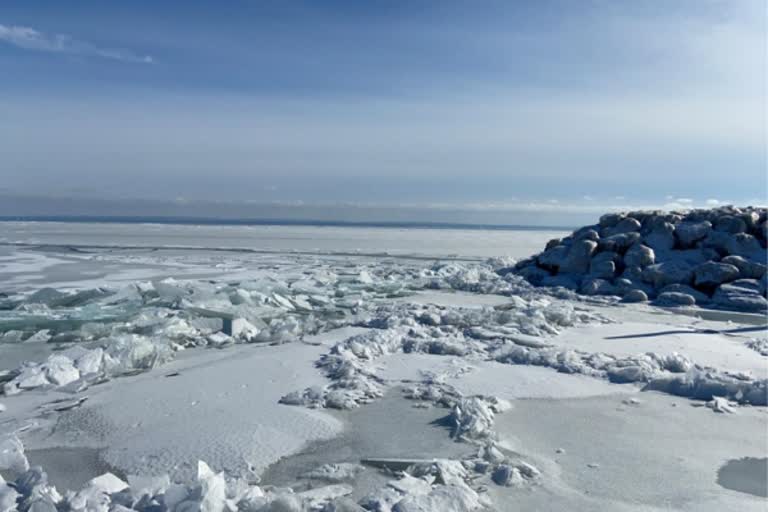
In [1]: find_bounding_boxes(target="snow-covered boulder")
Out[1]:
[693,262,740,288]
[510,206,768,312]
[713,280,768,312]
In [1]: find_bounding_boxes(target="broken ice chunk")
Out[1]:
[0,435,29,473]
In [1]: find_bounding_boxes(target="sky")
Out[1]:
[0,0,765,224]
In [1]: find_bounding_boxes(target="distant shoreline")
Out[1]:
[0,215,574,232]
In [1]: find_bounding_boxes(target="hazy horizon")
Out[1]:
[1,1,765,217]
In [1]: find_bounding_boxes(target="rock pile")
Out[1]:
[509,206,768,311]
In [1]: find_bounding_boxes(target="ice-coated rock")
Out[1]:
[537,245,569,271]
[621,289,648,303]
[644,222,676,252]
[721,255,767,280]
[656,292,696,307]
[725,233,763,258]
[599,213,624,228]
[712,280,768,312]
[623,244,655,268]
[693,262,740,288]
[604,217,641,236]
[598,232,641,253]
[491,462,540,487]
[588,259,615,280]
[641,261,695,288]
[675,221,712,248]
[715,215,747,234]
[559,240,598,274]
[657,284,708,304]
[573,226,600,241]
[580,278,615,296]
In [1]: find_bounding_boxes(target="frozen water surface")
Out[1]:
[0,222,765,511]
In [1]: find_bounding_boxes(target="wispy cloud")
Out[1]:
[0,24,153,63]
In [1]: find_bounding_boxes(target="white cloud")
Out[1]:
[0,24,153,63]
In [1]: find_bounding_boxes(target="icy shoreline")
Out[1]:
[0,222,766,511]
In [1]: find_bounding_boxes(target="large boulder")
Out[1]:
[516,265,550,285]
[599,213,624,228]
[656,292,696,307]
[722,255,767,280]
[644,222,676,252]
[675,221,712,248]
[657,284,709,304]
[580,278,616,296]
[641,261,695,288]
[537,245,569,271]
[714,215,747,234]
[725,233,763,258]
[604,217,642,237]
[624,243,655,268]
[622,289,648,303]
[712,279,768,312]
[589,259,616,280]
[572,226,600,241]
[559,240,598,274]
[598,232,641,253]
[693,262,740,288]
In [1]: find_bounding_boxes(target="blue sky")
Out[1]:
[0,0,765,221]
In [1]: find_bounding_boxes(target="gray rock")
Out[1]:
[693,262,740,288]
[624,243,655,268]
[598,232,641,253]
[721,255,766,280]
[599,213,624,228]
[573,225,600,241]
[545,238,562,250]
[589,259,616,280]
[740,211,760,229]
[758,220,768,240]
[725,233,762,258]
[514,257,536,270]
[675,221,712,248]
[517,265,550,285]
[537,245,569,270]
[656,292,696,307]
[580,278,616,296]
[643,222,675,251]
[560,239,598,274]
[712,279,768,312]
[604,217,642,237]
[701,231,732,254]
[714,215,747,234]
[622,289,648,303]
[592,250,620,264]
[621,265,644,282]
[657,284,709,304]
[541,274,580,290]
[641,261,695,288]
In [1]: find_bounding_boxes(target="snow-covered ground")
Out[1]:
[0,222,765,511]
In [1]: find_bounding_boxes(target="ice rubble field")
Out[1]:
[0,223,766,512]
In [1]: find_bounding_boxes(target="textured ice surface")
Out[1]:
[0,229,765,512]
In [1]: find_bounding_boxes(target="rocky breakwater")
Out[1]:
[509,206,768,312]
